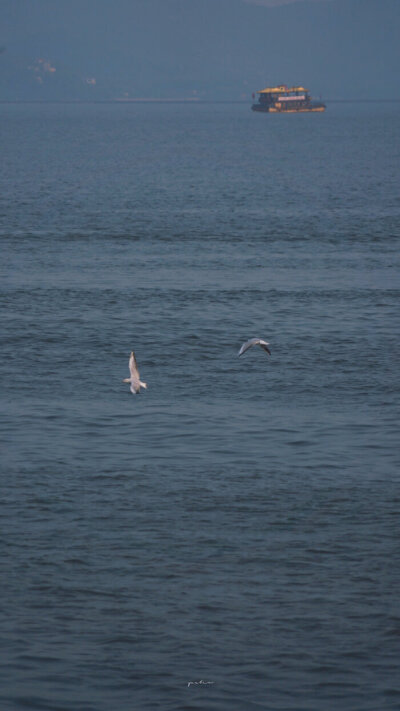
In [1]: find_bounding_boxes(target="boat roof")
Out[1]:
[257,85,308,94]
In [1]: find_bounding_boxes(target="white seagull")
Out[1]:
[123,351,147,394]
[238,338,271,357]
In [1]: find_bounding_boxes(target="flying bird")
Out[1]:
[123,351,147,394]
[238,338,271,357]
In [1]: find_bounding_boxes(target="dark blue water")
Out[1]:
[1,102,399,711]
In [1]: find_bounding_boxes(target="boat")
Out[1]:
[251,85,326,113]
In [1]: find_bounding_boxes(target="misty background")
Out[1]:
[0,0,399,101]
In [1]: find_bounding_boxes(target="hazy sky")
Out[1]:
[246,0,327,4]
[0,0,398,101]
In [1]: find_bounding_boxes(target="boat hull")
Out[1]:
[252,103,326,113]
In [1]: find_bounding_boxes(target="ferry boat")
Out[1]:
[251,85,325,113]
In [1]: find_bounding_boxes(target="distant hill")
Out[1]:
[0,0,399,101]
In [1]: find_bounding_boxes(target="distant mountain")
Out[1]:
[0,0,399,101]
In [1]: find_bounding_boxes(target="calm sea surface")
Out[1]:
[1,102,399,711]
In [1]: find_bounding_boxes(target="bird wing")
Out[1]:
[129,351,140,379]
[238,338,261,356]
[259,341,271,355]
[238,338,270,356]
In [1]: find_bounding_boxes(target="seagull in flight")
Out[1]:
[123,351,147,394]
[238,338,271,357]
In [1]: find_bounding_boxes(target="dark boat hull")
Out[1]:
[252,102,326,113]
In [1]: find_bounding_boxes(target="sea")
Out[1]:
[1,101,399,711]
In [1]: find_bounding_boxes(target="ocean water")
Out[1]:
[0,101,399,711]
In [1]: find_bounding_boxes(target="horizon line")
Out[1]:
[1,98,400,105]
